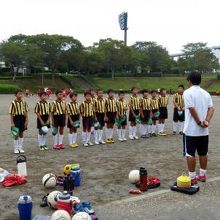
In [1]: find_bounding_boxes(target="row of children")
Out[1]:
[9,85,185,153]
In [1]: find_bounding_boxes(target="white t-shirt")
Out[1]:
[183,85,213,136]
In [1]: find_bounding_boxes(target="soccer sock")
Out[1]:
[140,124,145,136]
[99,129,103,141]
[38,134,42,147]
[105,129,110,139]
[147,125,151,134]
[58,134,64,145]
[199,168,207,176]
[173,122,178,132]
[68,133,73,145]
[18,138,24,149]
[72,133,77,144]
[157,124,161,133]
[122,129,126,139]
[43,135,47,146]
[133,126,137,137]
[117,129,122,139]
[53,134,58,146]
[94,130,99,143]
[129,126,133,137]
[110,129,114,139]
[162,124,165,132]
[179,122,184,132]
[82,132,87,144]
[188,171,197,179]
[14,140,19,150]
[86,132,91,143]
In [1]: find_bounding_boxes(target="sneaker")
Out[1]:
[40,195,48,207]
[95,141,100,145]
[197,175,206,182]
[161,132,167,136]
[110,139,115,143]
[53,144,60,150]
[99,140,106,144]
[70,143,78,148]
[59,144,65,149]
[179,131,183,135]
[173,131,177,135]
[39,146,45,151]
[118,138,123,142]
[191,178,198,185]
[134,135,139,140]
[19,148,25,153]
[43,145,49,150]
[83,143,89,147]
[88,142,94,146]
[82,202,95,215]
[141,135,147,138]
[106,139,112,144]
[14,149,20,154]
[152,133,157,137]
[73,203,84,213]
[129,135,134,140]
[123,137,127,141]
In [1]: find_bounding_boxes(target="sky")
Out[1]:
[0,0,220,54]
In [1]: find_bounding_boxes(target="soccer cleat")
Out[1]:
[40,195,48,207]
[110,139,115,143]
[59,144,65,149]
[88,142,94,146]
[83,143,89,147]
[152,133,157,137]
[197,175,206,182]
[129,135,134,140]
[141,135,147,139]
[19,148,25,153]
[14,149,20,154]
[95,141,100,145]
[53,144,60,150]
[123,137,127,141]
[134,135,139,140]
[39,146,45,151]
[99,140,106,144]
[43,145,49,150]
[173,131,177,135]
[106,139,112,144]
[161,132,167,136]
[179,131,183,135]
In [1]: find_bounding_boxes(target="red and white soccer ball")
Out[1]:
[47,191,62,209]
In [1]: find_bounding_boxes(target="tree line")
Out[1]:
[0,34,219,76]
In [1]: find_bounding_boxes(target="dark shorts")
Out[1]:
[106,112,117,124]
[53,114,66,128]
[173,108,185,122]
[159,107,168,119]
[82,116,94,129]
[37,115,50,129]
[13,115,26,133]
[95,113,105,128]
[129,110,140,123]
[152,109,159,121]
[185,135,209,157]
[141,110,151,123]
[67,115,80,128]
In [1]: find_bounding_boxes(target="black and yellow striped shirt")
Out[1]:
[105,98,117,113]
[159,96,169,108]
[67,101,79,116]
[173,93,184,108]
[9,100,29,116]
[35,101,50,115]
[140,97,151,110]
[151,98,159,110]
[94,98,105,113]
[116,99,128,116]
[128,95,140,110]
[91,96,97,105]
[79,101,94,117]
[51,100,66,115]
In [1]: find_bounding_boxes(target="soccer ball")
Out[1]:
[72,212,91,220]
[42,173,57,188]
[47,190,62,209]
[128,170,140,184]
[51,210,71,220]
[63,164,72,175]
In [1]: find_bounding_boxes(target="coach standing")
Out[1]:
[183,71,214,184]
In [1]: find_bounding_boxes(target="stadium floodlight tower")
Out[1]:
[118,12,128,46]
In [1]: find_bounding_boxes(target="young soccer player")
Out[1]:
[128,87,141,140]
[140,89,152,138]
[67,92,80,148]
[150,90,160,136]
[173,85,185,135]
[9,89,29,154]
[34,92,50,151]
[158,88,169,136]
[51,90,67,150]
[105,89,117,144]
[79,91,95,147]
[93,89,106,145]
[116,90,128,141]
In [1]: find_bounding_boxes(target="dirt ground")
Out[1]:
[0,94,219,220]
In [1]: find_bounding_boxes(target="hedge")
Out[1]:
[0,84,19,94]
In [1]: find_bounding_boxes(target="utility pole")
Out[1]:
[119,12,128,46]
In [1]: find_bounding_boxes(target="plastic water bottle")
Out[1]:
[17,195,32,220]
[17,155,27,177]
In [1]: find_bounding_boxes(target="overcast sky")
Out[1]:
[1,0,220,54]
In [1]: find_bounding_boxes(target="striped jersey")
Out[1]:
[140,97,151,110]
[67,101,79,116]
[34,101,50,115]
[79,101,94,117]
[173,93,184,108]
[94,97,105,113]
[151,98,159,110]
[105,98,117,113]
[158,95,169,107]
[116,99,128,116]
[128,95,140,110]
[9,100,29,116]
[51,100,66,115]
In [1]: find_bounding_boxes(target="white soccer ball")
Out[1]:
[51,210,71,220]
[42,173,57,188]
[128,170,140,184]
[72,212,91,220]
[47,191,62,209]
[41,126,49,134]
